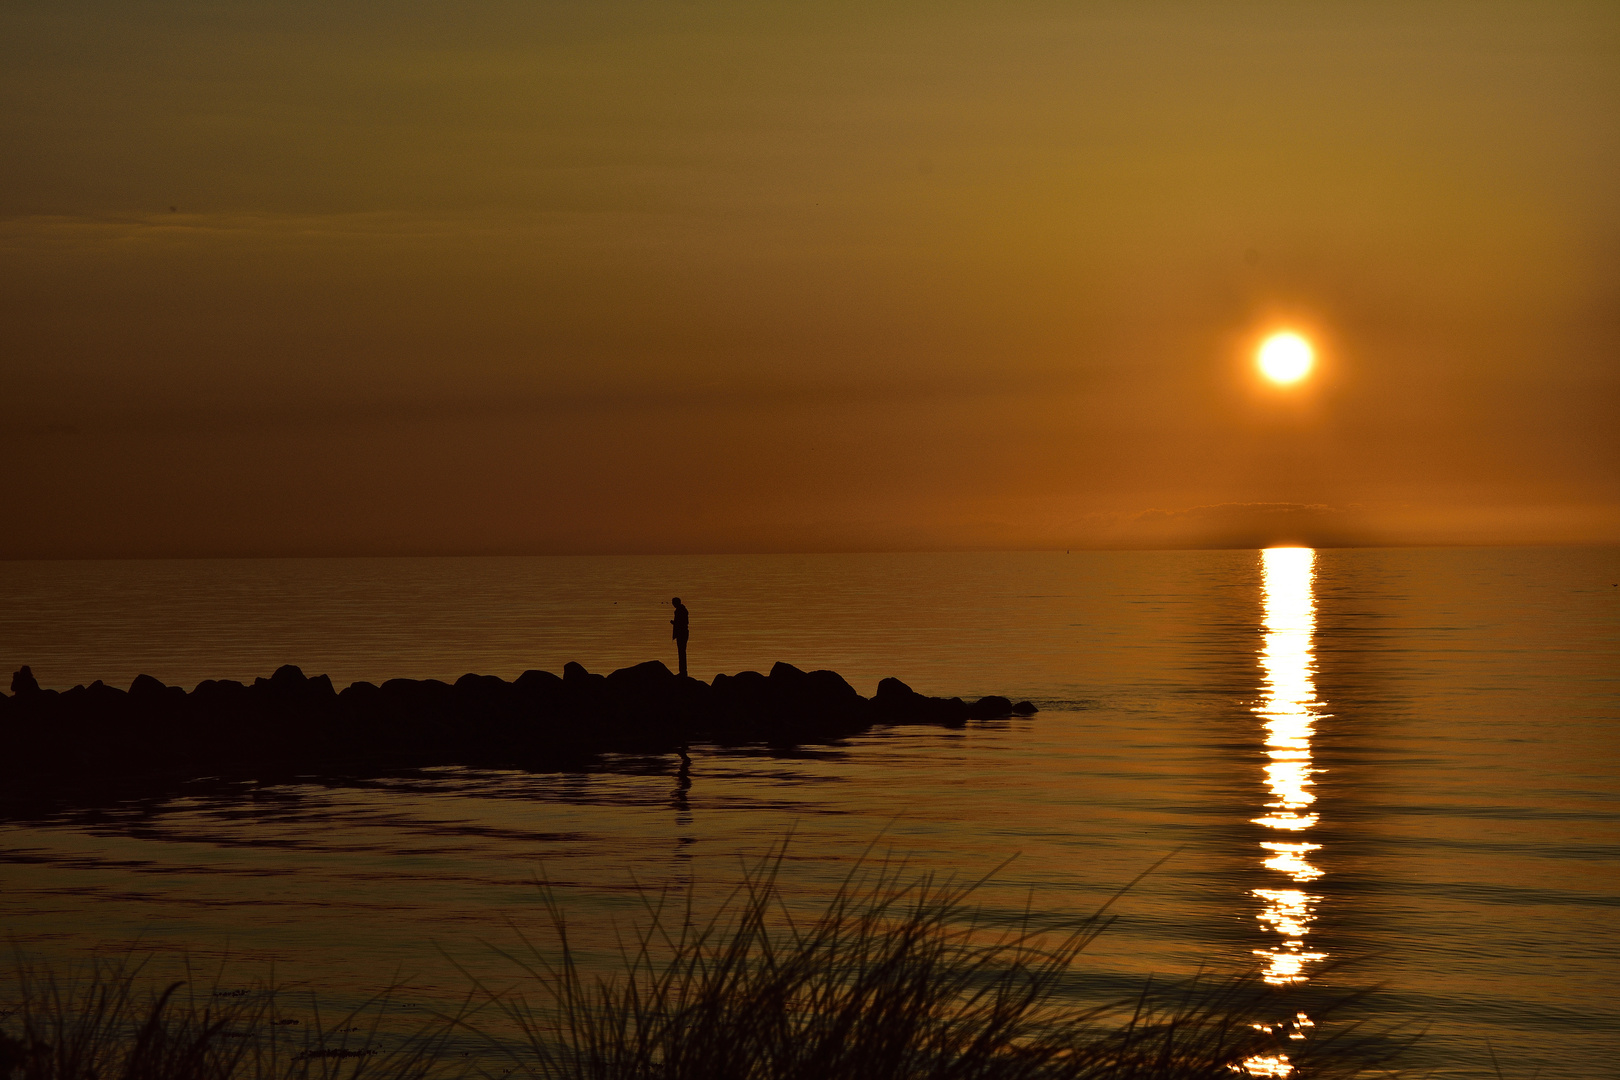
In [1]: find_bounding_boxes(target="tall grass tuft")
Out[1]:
[0,952,459,1080]
[456,845,1402,1079]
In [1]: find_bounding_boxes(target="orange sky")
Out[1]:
[2,1,1616,556]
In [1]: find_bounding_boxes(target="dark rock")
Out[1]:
[515,669,563,693]
[712,669,768,702]
[807,669,860,702]
[875,677,913,699]
[85,680,127,703]
[736,661,871,744]
[870,677,971,728]
[379,677,422,698]
[711,670,769,713]
[130,673,169,698]
[967,695,1013,720]
[0,658,1032,790]
[768,660,809,683]
[270,664,308,688]
[513,669,566,713]
[607,660,678,692]
[1012,700,1038,715]
[765,663,814,712]
[455,673,509,700]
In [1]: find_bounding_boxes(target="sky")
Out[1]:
[2,0,1616,557]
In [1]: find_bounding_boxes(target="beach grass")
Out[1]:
[452,844,1400,1079]
[0,953,455,1080]
[2,848,1404,1079]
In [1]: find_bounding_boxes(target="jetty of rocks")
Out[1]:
[0,661,1036,781]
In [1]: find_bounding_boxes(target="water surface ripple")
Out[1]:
[1,547,1616,1078]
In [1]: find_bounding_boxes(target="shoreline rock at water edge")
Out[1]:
[1,661,1038,781]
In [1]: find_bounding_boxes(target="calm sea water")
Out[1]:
[1,548,1616,1078]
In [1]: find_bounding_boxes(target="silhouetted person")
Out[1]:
[10,666,39,695]
[670,597,689,677]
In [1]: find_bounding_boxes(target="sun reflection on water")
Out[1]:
[1239,547,1328,1077]
[1252,547,1326,985]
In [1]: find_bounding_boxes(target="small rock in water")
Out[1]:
[968,695,1013,719]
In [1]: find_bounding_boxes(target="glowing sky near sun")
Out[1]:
[0,1,1614,556]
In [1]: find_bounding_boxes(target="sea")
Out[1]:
[0,547,1616,1078]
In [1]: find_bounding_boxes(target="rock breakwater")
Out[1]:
[1,661,1036,781]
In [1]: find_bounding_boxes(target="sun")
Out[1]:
[1257,332,1314,384]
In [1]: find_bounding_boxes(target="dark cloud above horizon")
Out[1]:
[2,1,1616,556]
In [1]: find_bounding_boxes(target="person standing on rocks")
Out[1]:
[670,597,690,677]
[10,665,40,695]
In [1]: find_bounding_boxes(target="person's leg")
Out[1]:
[677,637,688,677]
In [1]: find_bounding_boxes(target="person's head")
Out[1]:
[671,597,682,606]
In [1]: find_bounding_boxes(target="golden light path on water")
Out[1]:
[1240,547,1327,1079]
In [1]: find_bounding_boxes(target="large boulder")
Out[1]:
[806,669,861,704]
[560,662,608,711]
[514,669,565,710]
[454,672,511,707]
[192,678,246,702]
[269,664,307,688]
[129,673,169,698]
[875,676,914,700]
[252,665,335,705]
[606,660,678,695]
